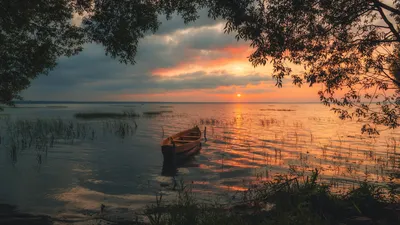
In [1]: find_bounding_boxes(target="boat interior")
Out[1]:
[171,132,201,145]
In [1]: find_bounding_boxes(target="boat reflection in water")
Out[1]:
[161,126,203,176]
[161,156,201,177]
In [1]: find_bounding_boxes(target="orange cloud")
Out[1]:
[114,81,322,102]
[151,44,259,77]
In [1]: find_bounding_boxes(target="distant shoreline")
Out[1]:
[14,101,320,104]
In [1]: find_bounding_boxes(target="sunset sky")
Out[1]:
[22,9,322,102]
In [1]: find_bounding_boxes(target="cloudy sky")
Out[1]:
[22,10,321,102]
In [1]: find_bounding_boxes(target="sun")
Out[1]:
[236,93,241,97]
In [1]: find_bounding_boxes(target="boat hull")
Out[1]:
[162,140,201,162]
[161,126,202,168]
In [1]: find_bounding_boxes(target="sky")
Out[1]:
[22,9,322,102]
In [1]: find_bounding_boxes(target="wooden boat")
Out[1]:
[161,126,202,165]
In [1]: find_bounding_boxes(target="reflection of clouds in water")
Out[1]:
[1,103,399,218]
[55,186,157,218]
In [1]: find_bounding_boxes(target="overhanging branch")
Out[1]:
[374,2,400,41]
[371,0,400,16]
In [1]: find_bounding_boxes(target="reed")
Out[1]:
[102,120,137,139]
[199,118,222,126]
[0,118,140,163]
[45,105,68,108]
[74,110,140,119]
[260,108,295,111]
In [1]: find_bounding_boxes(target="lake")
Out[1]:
[0,102,399,219]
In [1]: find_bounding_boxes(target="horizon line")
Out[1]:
[14,100,320,104]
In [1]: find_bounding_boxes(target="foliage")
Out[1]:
[198,0,400,134]
[0,0,85,106]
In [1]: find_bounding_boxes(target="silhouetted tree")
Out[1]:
[0,0,200,106]
[1,0,399,133]
[198,0,400,134]
[0,0,85,105]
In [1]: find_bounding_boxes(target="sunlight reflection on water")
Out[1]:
[0,103,399,218]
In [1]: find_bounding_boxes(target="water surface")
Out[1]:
[0,103,399,218]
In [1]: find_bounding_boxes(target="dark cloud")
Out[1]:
[155,9,225,35]
[154,72,268,90]
[22,12,258,100]
[87,71,270,93]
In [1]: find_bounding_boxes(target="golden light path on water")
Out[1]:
[0,103,398,219]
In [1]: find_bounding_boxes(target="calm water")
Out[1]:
[0,103,399,219]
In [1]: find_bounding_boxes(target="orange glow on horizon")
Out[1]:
[113,82,322,102]
[151,45,257,77]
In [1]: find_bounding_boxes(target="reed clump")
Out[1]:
[1,118,140,164]
[143,111,173,117]
[200,118,220,126]
[45,105,68,109]
[102,120,137,138]
[2,119,96,164]
[260,118,281,127]
[260,108,295,112]
[74,110,140,119]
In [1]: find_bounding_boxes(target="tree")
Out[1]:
[1,0,399,133]
[197,0,400,134]
[0,0,199,106]
[0,0,85,105]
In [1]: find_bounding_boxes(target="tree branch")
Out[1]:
[373,2,400,41]
[382,69,400,87]
[371,0,400,16]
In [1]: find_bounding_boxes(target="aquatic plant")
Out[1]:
[0,118,140,164]
[102,120,137,139]
[74,110,140,119]
[142,111,173,117]
[45,105,68,108]
[259,118,281,127]
[0,119,96,164]
[260,108,295,112]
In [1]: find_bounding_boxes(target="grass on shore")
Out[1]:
[144,169,399,225]
[0,169,398,225]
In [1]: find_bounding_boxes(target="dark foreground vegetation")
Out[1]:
[143,170,400,225]
[1,170,398,225]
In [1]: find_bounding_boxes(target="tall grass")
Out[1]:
[0,118,138,164]
[102,120,137,138]
[144,170,400,225]
[1,119,95,164]
[75,110,140,119]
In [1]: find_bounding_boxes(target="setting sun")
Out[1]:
[237,93,241,97]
